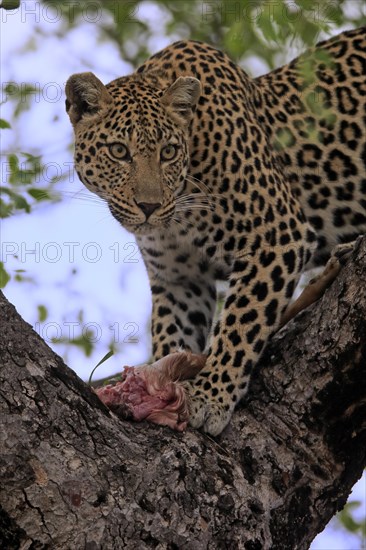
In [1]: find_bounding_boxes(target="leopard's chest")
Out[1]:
[137,218,234,281]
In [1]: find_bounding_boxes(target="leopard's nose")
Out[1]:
[136,201,162,219]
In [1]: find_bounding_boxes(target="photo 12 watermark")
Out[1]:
[1,157,75,184]
[201,1,343,26]
[2,81,64,104]
[1,241,142,265]
[1,1,140,24]
[34,320,139,344]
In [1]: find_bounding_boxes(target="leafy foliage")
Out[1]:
[42,0,365,69]
[336,500,366,540]
[0,151,55,218]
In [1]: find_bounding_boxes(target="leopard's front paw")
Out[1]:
[185,384,235,436]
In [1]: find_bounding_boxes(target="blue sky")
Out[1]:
[1,2,364,547]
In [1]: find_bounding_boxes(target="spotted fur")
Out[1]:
[66,27,366,435]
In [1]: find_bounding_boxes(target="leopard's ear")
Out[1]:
[161,76,201,125]
[65,72,113,126]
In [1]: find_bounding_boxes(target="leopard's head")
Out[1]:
[65,71,201,234]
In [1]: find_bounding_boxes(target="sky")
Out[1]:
[0,2,365,548]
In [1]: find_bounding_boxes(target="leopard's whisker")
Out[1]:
[170,215,190,233]
[62,191,109,205]
[175,205,214,212]
[175,199,213,208]
[175,195,215,207]
[185,174,210,195]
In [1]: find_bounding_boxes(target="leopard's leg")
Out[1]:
[186,246,305,436]
[147,266,217,359]
[279,240,356,327]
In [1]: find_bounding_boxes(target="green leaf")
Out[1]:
[13,194,31,213]
[14,272,35,283]
[337,500,365,535]
[0,197,13,218]
[8,153,19,175]
[21,152,42,163]
[0,262,10,288]
[0,262,11,288]
[0,119,11,129]
[257,14,277,43]
[37,305,48,322]
[27,188,51,201]
[1,0,21,10]
[77,309,84,324]
[88,350,115,385]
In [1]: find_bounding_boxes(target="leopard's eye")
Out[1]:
[160,144,178,162]
[108,143,130,161]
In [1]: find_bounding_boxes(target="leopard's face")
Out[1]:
[66,72,200,235]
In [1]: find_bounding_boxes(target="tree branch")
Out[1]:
[1,237,365,549]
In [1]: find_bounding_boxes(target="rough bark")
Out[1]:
[1,237,365,550]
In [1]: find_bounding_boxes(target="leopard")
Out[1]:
[65,26,366,436]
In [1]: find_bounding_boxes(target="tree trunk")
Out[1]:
[1,238,365,550]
